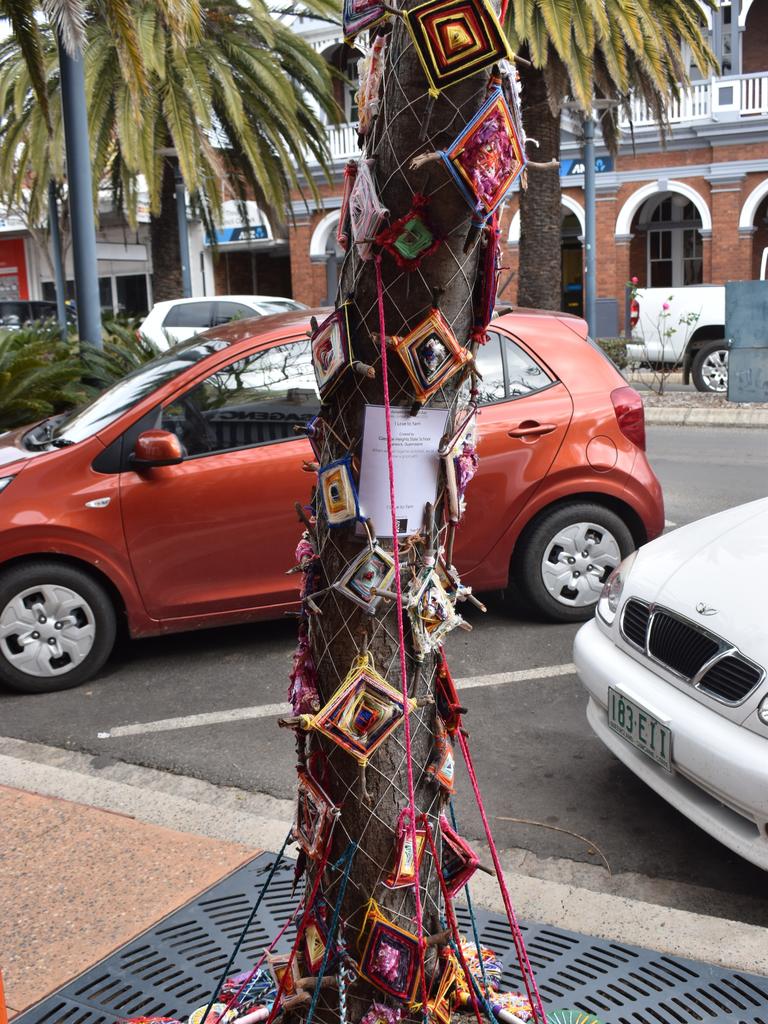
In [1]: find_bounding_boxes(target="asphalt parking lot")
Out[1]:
[1,425,768,926]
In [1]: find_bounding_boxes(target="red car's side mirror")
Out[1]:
[130,430,184,469]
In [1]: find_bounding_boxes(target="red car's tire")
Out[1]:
[0,560,116,693]
[515,502,635,623]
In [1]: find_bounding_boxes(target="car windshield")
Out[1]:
[53,337,230,445]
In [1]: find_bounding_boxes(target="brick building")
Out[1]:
[283,0,768,334]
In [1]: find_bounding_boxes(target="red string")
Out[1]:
[457,730,547,1023]
[374,253,429,1016]
[421,819,485,1024]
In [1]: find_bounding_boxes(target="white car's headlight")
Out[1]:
[758,696,768,727]
[0,475,14,493]
[596,551,637,626]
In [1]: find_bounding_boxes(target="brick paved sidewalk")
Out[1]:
[0,786,252,1019]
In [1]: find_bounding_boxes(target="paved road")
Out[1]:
[2,426,767,922]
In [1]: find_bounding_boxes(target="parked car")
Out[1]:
[0,307,663,693]
[0,299,76,330]
[628,247,768,394]
[139,295,308,349]
[574,499,768,871]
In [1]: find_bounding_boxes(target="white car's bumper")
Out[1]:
[574,618,768,871]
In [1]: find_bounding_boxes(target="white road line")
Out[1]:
[98,662,578,739]
[456,662,576,691]
[664,519,677,527]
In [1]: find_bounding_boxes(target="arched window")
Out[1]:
[642,196,703,287]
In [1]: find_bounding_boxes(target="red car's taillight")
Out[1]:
[630,298,639,330]
[611,386,645,451]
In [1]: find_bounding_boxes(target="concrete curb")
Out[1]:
[645,406,768,428]
[2,736,768,978]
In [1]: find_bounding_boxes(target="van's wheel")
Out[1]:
[692,340,728,393]
[515,503,635,623]
[0,561,116,693]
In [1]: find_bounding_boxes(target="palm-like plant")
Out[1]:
[0,0,337,298]
[504,0,718,310]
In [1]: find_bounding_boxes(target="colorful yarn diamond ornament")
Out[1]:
[318,455,361,527]
[375,194,441,271]
[439,814,480,896]
[307,652,416,765]
[357,900,422,1002]
[384,808,427,888]
[426,950,459,1024]
[333,544,396,613]
[311,304,353,398]
[427,717,456,793]
[403,0,512,97]
[359,1003,403,1024]
[391,309,472,404]
[302,905,335,974]
[407,567,466,660]
[342,0,386,42]
[349,159,388,261]
[439,83,526,224]
[293,769,338,860]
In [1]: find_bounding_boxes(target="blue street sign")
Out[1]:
[560,157,614,176]
[206,224,269,245]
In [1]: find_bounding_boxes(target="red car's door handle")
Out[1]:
[508,421,557,438]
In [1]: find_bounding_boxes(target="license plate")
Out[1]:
[608,687,672,772]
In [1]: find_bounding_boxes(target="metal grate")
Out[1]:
[621,599,650,650]
[698,655,764,704]
[648,611,720,679]
[14,854,768,1024]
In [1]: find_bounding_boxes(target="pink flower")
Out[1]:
[631,276,639,285]
[662,302,670,311]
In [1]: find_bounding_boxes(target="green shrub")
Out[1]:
[0,318,162,430]
[0,326,87,429]
[81,318,162,387]
[596,337,628,370]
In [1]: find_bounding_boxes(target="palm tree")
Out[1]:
[505,0,717,310]
[0,0,338,298]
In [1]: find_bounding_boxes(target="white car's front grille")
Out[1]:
[620,598,764,705]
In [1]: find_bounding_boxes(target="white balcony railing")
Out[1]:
[309,71,768,170]
[325,122,360,162]
[621,71,768,128]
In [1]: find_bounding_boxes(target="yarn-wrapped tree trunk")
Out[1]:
[283,2,522,1021]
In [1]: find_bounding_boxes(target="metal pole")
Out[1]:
[57,35,102,348]
[175,163,192,298]
[583,115,597,338]
[47,180,68,336]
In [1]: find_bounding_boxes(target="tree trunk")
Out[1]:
[517,61,562,311]
[290,7,498,1023]
[150,158,183,302]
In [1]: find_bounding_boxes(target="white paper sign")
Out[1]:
[358,405,448,537]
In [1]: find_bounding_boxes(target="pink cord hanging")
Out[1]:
[374,253,429,1016]
[457,729,547,1023]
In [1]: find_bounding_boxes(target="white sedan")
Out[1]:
[139,295,308,349]
[574,498,768,870]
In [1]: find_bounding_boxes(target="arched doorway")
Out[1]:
[321,41,363,123]
[561,211,583,315]
[743,0,768,75]
[751,195,768,278]
[629,193,704,288]
[507,198,584,313]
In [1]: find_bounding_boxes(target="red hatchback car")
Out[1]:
[0,309,662,693]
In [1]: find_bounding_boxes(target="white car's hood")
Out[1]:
[627,497,768,667]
